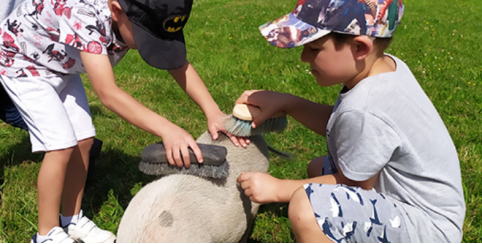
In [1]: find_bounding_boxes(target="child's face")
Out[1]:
[301,35,358,88]
[111,1,137,49]
[116,13,137,49]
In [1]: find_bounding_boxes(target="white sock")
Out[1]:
[35,233,49,243]
[60,213,80,227]
[36,226,60,243]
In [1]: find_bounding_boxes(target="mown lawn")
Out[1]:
[1,0,481,242]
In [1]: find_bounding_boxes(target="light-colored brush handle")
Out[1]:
[232,104,261,121]
[233,104,287,121]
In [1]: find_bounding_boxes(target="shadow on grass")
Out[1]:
[0,132,42,205]
[81,147,158,216]
[0,130,155,219]
[249,202,296,243]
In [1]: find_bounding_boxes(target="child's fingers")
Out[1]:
[226,133,240,147]
[243,189,253,198]
[189,142,203,164]
[235,90,262,105]
[235,90,254,104]
[236,136,249,148]
[181,146,191,168]
[216,126,247,148]
[251,112,271,129]
[209,128,219,140]
[237,171,252,184]
[172,147,184,168]
[166,147,175,166]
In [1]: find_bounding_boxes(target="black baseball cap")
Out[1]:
[117,0,193,70]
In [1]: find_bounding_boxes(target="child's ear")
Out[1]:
[110,1,124,22]
[352,36,374,61]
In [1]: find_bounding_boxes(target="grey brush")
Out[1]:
[224,104,288,137]
[139,142,229,179]
[224,116,288,137]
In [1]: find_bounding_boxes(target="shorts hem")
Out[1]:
[32,139,79,153]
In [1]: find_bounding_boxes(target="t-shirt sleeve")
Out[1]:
[57,4,110,55]
[331,110,402,182]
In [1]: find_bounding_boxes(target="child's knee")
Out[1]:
[78,137,94,152]
[288,187,317,228]
[307,156,325,178]
[44,146,75,164]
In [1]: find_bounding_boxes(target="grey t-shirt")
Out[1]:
[326,55,465,242]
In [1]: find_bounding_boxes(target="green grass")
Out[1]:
[1,0,481,242]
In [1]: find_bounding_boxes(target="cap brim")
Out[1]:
[132,24,187,70]
[259,13,330,49]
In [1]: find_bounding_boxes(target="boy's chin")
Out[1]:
[315,78,339,87]
[313,76,329,86]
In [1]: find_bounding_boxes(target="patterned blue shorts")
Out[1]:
[304,183,411,243]
[305,156,411,243]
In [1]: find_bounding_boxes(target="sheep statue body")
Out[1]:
[116,131,270,242]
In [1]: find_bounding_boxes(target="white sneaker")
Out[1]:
[31,226,76,243]
[63,211,116,243]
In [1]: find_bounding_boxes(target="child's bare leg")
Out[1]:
[61,137,93,216]
[307,156,325,178]
[37,148,74,235]
[288,187,333,243]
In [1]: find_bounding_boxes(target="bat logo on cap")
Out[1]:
[163,15,188,33]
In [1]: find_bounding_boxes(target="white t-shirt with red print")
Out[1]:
[0,0,128,78]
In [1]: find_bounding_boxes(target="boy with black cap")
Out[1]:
[0,0,244,242]
[237,0,465,242]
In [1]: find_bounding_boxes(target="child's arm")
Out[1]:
[81,52,202,167]
[235,90,333,136]
[237,170,379,204]
[168,62,248,147]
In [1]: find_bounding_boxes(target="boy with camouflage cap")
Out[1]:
[237,0,465,242]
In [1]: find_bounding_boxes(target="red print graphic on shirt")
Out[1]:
[42,43,67,62]
[86,41,102,54]
[62,58,76,69]
[73,20,82,30]
[26,66,40,76]
[16,68,28,77]
[86,20,106,37]
[52,0,72,19]
[46,27,60,42]
[3,32,20,53]
[1,51,16,67]
[65,33,83,49]
[7,20,23,36]
[23,54,37,63]
[29,0,45,19]
[0,0,129,77]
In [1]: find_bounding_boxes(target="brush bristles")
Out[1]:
[138,161,230,179]
[224,115,288,137]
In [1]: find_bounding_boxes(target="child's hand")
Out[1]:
[235,90,288,129]
[206,110,250,148]
[161,123,202,168]
[237,172,282,204]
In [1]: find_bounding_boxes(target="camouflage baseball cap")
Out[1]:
[259,0,404,48]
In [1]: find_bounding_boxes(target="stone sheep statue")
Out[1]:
[116,131,272,242]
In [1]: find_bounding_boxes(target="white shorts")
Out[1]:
[0,74,95,153]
